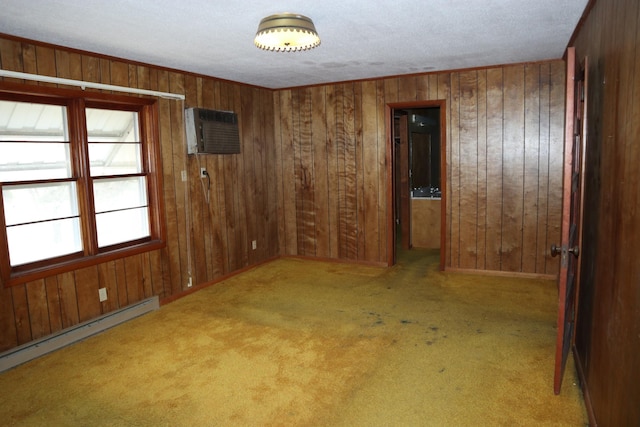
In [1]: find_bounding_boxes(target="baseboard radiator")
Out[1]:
[0,296,159,373]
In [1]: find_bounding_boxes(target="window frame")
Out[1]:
[0,82,165,286]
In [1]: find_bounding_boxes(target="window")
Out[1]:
[0,85,164,285]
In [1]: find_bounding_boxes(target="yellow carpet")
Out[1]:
[0,249,587,426]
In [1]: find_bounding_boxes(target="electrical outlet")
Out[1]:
[98,287,108,302]
[252,240,257,250]
[200,167,207,178]
[181,170,187,182]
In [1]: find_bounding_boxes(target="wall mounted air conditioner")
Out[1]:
[185,108,240,154]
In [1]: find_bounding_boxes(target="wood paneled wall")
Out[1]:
[0,36,278,352]
[274,62,566,274]
[572,0,640,424]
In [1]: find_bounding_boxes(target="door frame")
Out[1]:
[386,99,446,269]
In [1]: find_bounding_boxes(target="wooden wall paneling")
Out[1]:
[354,83,366,258]
[99,58,111,89]
[123,255,144,304]
[148,250,166,300]
[82,55,101,84]
[196,79,215,279]
[398,75,417,101]
[53,50,71,80]
[375,80,388,263]
[263,89,279,259]
[169,72,189,291]
[74,265,101,323]
[136,65,151,91]
[546,61,565,277]
[342,83,358,259]
[437,73,452,268]
[109,60,129,87]
[57,271,80,329]
[213,82,233,274]
[522,64,542,273]
[303,87,317,256]
[273,90,285,256]
[432,74,443,101]
[97,262,119,314]
[290,90,302,253]
[484,68,504,270]
[279,89,297,256]
[169,72,189,292]
[325,85,340,259]
[311,85,330,258]
[114,258,129,307]
[476,70,488,270]
[458,70,480,269]
[362,80,380,261]
[240,86,258,263]
[0,285,17,350]
[535,63,552,274]
[611,0,640,420]
[571,0,640,423]
[34,45,56,86]
[183,75,206,286]
[127,64,137,89]
[448,73,461,266]
[334,84,347,257]
[0,38,25,83]
[11,286,31,344]
[415,75,429,100]
[220,82,243,271]
[53,49,83,84]
[44,276,63,334]
[25,279,50,340]
[232,84,248,268]
[141,252,153,299]
[252,88,267,261]
[501,65,525,272]
[156,70,180,294]
[20,42,36,76]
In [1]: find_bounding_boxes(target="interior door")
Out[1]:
[552,46,587,394]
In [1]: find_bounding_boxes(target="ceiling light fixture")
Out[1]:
[254,13,320,52]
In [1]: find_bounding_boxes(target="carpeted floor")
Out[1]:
[0,249,587,426]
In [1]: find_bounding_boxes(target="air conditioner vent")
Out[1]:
[185,108,240,155]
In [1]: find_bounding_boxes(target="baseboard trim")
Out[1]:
[0,296,159,373]
[573,345,597,426]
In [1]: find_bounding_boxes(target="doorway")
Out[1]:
[388,101,446,269]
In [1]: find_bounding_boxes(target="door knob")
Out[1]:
[550,244,580,257]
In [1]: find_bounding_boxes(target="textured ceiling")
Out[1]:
[0,0,588,89]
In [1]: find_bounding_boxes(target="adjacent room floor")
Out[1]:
[0,249,587,426]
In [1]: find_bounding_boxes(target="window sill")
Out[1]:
[3,239,166,287]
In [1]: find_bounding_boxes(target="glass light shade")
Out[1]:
[254,13,320,52]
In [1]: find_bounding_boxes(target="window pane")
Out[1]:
[2,182,79,226]
[89,142,142,176]
[86,108,139,143]
[7,218,82,266]
[93,177,148,214]
[0,142,72,181]
[0,100,67,141]
[96,207,149,247]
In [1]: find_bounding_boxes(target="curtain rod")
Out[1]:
[0,69,185,101]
